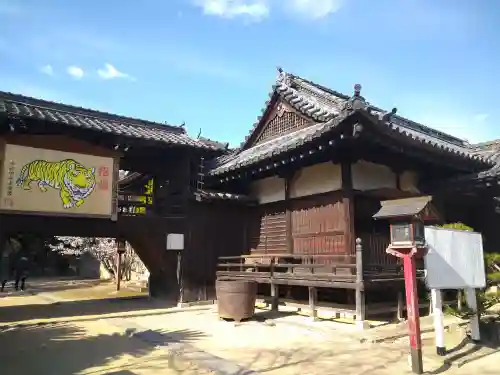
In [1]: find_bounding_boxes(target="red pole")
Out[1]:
[403,253,423,374]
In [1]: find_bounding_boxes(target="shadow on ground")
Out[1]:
[1,278,104,296]
[0,320,206,375]
[0,296,177,323]
[424,335,500,375]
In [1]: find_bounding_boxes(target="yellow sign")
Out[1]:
[0,144,115,217]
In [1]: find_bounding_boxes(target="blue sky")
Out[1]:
[0,0,499,146]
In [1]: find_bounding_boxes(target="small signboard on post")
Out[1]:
[424,226,486,351]
[424,227,486,290]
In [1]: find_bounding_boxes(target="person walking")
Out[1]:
[0,251,10,292]
[14,255,29,291]
[1,239,15,292]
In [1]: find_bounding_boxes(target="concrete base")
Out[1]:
[177,300,216,308]
[356,320,371,330]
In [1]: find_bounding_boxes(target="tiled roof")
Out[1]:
[193,189,255,203]
[197,136,230,150]
[373,196,433,219]
[209,69,488,176]
[239,69,468,151]
[210,119,342,175]
[0,91,221,150]
[440,140,500,184]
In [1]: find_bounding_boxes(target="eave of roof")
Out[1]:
[432,141,500,187]
[373,196,433,219]
[193,189,255,203]
[209,107,489,177]
[0,91,221,150]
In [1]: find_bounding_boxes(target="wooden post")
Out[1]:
[355,238,367,329]
[403,253,424,374]
[270,284,279,312]
[284,174,294,254]
[270,257,279,311]
[116,238,126,292]
[116,252,122,292]
[457,289,463,311]
[431,289,446,356]
[308,286,318,321]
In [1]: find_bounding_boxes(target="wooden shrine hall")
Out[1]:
[1,68,500,324]
[204,69,500,325]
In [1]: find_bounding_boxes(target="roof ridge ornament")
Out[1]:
[377,107,398,123]
[340,83,369,114]
[276,66,292,87]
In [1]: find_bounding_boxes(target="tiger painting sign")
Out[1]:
[0,144,115,217]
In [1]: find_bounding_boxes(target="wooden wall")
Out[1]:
[248,192,347,255]
[291,192,346,255]
[241,160,423,266]
[248,202,287,254]
[183,200,249,302]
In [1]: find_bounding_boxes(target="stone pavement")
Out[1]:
[1,278,499,375]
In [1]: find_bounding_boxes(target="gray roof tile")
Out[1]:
[209,69,489,176]
[0,91,220,150]
[440,140,500,184]
[193,189,254,202]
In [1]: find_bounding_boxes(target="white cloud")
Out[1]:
[39,64,53,76]
[474,113,488,122]
[194,0,270,21]
[288,0,343,19]
[67,65,84,79]
[97,63,135,81]
[193,0,343,21]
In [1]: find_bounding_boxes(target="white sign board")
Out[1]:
[166,233,184,251]
[424,227,486,289]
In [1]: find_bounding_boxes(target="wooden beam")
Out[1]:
[341,161,355,254]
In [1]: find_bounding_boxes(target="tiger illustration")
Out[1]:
[16,159,96,209]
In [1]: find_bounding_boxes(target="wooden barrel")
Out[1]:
[216,279,257,322]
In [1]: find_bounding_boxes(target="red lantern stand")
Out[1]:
[386,245,427,374]
[373,196,439,375]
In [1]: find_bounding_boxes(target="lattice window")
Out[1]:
[256,111,310,144]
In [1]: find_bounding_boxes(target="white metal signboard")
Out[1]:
[424,226,486,289]
[166,233,184,251]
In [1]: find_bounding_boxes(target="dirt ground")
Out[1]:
[0,279,207,375]
[1,278,499,375]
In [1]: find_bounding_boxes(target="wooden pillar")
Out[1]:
[282,172,294,254]
[340,161,355,255]
[355,238,368,329]
[116,238,126,292]
[308,286,318,321]
[270,284,279,312]
[116,252,122,291]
